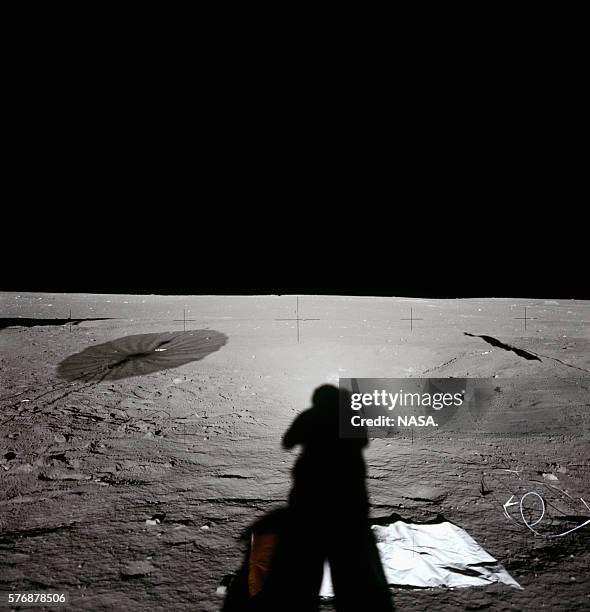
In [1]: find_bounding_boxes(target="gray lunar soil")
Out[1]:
[1,293,589,611]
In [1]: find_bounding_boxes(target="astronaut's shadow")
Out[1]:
[223,385,393,612]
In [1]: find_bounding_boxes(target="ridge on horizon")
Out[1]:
[1,290,587,300]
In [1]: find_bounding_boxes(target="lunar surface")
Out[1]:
[1,293,589,611]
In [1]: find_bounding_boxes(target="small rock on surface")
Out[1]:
[121,561,156,578]
[401,485,448,503]
[38,469,91,481]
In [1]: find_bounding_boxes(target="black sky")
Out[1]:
[3,194,586,298]
[3,63,586,299]
[3,20,587,299]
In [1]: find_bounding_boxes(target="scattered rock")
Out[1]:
[38,469,91,481]
[135,421,151,432]
[49,452,68,463]
[401,485,447,503]
[146,512,166,525]
[162,527,196,545]
[120,561,156,579]
[216,575,234,596]
[541,472,559,481]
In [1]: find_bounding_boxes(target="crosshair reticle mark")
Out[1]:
[173,309,198,332]
[275,296,320,343]
[514,306,537,331]
[401,308,423,332]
